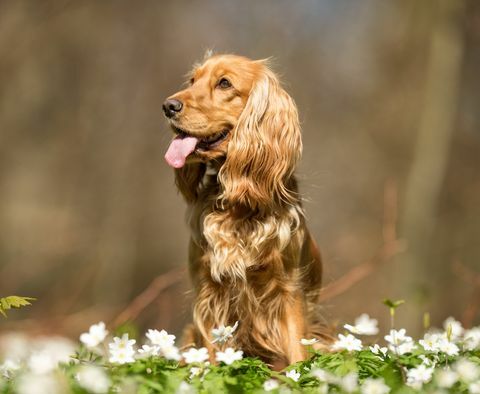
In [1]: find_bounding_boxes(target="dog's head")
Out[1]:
[164,54,258,167]
[163,54,302,208]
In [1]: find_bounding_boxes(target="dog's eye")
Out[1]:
[217,78,232,89]
[190,78,195,85]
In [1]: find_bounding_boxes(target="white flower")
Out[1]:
[332,333,363,352]
[211,321,239,344]
[140,330,181,361]
[443,317,464,340]
[177,381,196,394]
[418,354,436,366]
[0,333,30,361]
[310,367,339,384]
[384,329,411,346]
[285,369,301,382]
[453,359,480,383]
[369,344,388,356]
[182,347,209,364]
[419,331,458,355]
[39,337,75,355]
[108,334,136,364]
[146,329,175,348]
[137,344,160,358]
[187,364,210,381]
[438,339,459,356]
[419,332,445,353]
[395,341,416,355]
[360,377,390,394]
[202,363,211,373]
[28,352,58,374]
[80,322,109,348]
[406,364,434,389]
[215,347,243,365]
[189,367,202,379]
[369,344,388,358]
[161,344,182,361]
[29,336,76,373]
[340,372,358,393]
[435,369,458,388]
[0,359,20,378]
[109,347,136,364]
[109,333,136,350]
[300,338,319,346]
[463,327,480,350]
[76,365,110,394]
[344,314,379,335]
[470,382,480,394]
[263,379,280,391]
[385,329,414,354]
[16,373,63,394]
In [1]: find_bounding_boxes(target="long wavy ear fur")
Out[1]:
[218,63,302,210]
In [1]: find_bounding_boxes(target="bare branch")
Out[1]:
[111,267,186,328]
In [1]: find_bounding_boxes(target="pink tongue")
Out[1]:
[165,135,199,168]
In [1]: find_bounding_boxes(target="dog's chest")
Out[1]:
[186,163,304,282]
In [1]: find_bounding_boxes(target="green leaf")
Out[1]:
[137,376,164,391]
[382,299,405,308]
[335,358,357,376]
[378,363,403,389]
[0,296,36,318]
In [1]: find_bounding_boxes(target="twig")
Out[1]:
[319,241,404,302]
[111,267,186,327]
[179,342,196,351]
[452,259,480,328]
[319,179,406,302]
[0,269,186,335]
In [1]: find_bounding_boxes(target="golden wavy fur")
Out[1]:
[163,53,325,369]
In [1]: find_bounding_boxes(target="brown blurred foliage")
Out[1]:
[0,0,479,339]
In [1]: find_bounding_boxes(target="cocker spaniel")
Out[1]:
[163,53,324,368]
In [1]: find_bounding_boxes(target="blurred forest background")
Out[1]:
[0,0,479,341]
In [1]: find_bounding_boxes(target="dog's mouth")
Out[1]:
[165,125,230,169]
[173,126,230,150]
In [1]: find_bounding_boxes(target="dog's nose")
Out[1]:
[163,98,183,118]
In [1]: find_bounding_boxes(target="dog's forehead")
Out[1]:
[193,55,261,84]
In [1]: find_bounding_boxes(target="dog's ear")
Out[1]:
[175,163,206,203]
[218,64,302,210]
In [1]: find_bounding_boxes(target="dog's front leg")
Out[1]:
[282,294,307,364]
